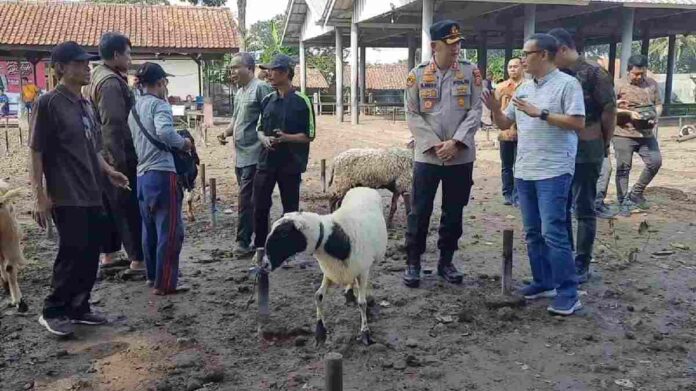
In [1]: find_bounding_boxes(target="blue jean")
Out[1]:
[516,174,578,299]
[138,171,184,292]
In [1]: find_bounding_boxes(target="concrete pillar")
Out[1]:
[523,5,536,41]
[664,34,676,109]
[299,40,307,94]
[620,7,635,78]
[421,0,434,62]
[359,46,366,105]
[350,21,359,125]
[477,33,488,80]
[407,35,417,70]
[335,28,344,123]
[608,41,617,79]
[641,25,650,57]
[504,27,513,79]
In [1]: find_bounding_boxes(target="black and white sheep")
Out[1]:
[328,148,413,228]
[0,180,28,313]
[265,187,388,345]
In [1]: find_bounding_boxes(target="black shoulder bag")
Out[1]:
[130,106,199,191]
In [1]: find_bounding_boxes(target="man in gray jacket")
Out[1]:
[88,32,144,272]
[218,53,272,256]
[403,20,482,288]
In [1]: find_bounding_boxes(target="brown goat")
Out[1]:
[0,181,28,313]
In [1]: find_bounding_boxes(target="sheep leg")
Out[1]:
[387,192,399,229]
[344,284,357,306]
[314,275,331,346]
[3,264,26,313]
[402,193,412,215]
[355,273,374,346]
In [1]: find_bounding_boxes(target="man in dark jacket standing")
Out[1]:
[88,32,144,272]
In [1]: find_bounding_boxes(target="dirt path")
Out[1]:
[1,117,695,391]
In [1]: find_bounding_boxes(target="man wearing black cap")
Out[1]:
[403,20,482,288]
[30,41,130,336]
[129,62,192,296]
[253,54,315,253]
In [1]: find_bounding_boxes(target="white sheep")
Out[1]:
[328,148,413,228]
[265,187,387,346]
[0,180,28,313]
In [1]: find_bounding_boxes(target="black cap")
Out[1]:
[51,41,100,64]
[429,20,463,44]
[259,54,294,71]
[135,62,173,84]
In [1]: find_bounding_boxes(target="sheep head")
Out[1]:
[265,215,310,271]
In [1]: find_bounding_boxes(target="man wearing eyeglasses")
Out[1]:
[483,34,586,316]
[403,20,482,288]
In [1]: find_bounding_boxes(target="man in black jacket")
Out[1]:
[88,32,144,272]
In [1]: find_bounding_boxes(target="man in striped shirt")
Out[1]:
[253,54,316,252]
[483,33,586,316]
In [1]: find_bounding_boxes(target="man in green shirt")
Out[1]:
[218,53,272,256]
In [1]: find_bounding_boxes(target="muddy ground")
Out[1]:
[1,116,695,391]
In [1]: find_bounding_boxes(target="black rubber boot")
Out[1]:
[437,252,463,284]
[403,258,421,288]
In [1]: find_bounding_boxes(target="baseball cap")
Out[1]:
[430,20,464,45]
[51,41,100,64]
[135,62,173,84]
[259,54,294,71]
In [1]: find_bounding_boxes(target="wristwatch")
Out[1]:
[540,109,550,121]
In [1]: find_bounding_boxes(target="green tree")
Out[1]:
[247,16,298,62]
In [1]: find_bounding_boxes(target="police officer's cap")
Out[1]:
[429,20,463,45]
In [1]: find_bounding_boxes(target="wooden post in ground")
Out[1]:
[321,159,327,193]
[501,229,513,295]
[325,352,343,391]
[4,118,9,155]
[200,163,207,203]
[18,124,22,146]
[256,247,270,319]
[209,178,217,229]
[46,216,54,239]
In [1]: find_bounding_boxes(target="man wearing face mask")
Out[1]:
[129,62,192,295]
[218,53,272,256]
[403,20,482,288]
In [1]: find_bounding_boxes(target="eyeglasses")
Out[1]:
[521,50,543,58]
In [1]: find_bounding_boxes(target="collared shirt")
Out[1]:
[230,78,273,168]
[504,68,585,181]
[129,93,187,176]
[256,88,315,174]
[561,57,616,163]
[405,58,483,166]
[495,77,523,141]
[615,76,661,139]
[30,84,104,207]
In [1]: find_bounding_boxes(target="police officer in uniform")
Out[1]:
[403,20,482,288]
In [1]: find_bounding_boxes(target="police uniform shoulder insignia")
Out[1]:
[406,72,416,88]
[472,67,482,87]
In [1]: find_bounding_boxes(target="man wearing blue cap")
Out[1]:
[30,41,130,336]
[403,20,482,288]
[253,54,315,253]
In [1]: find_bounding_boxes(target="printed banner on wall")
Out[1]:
[0,61,47,93]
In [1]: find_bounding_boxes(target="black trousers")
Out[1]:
[43,206,105,319]
[103,167,143,261]
[101,193,122,254]
[405,162,474,261]
[235,165,257,246]
[253,169,302,248]
[499,140,517,200]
